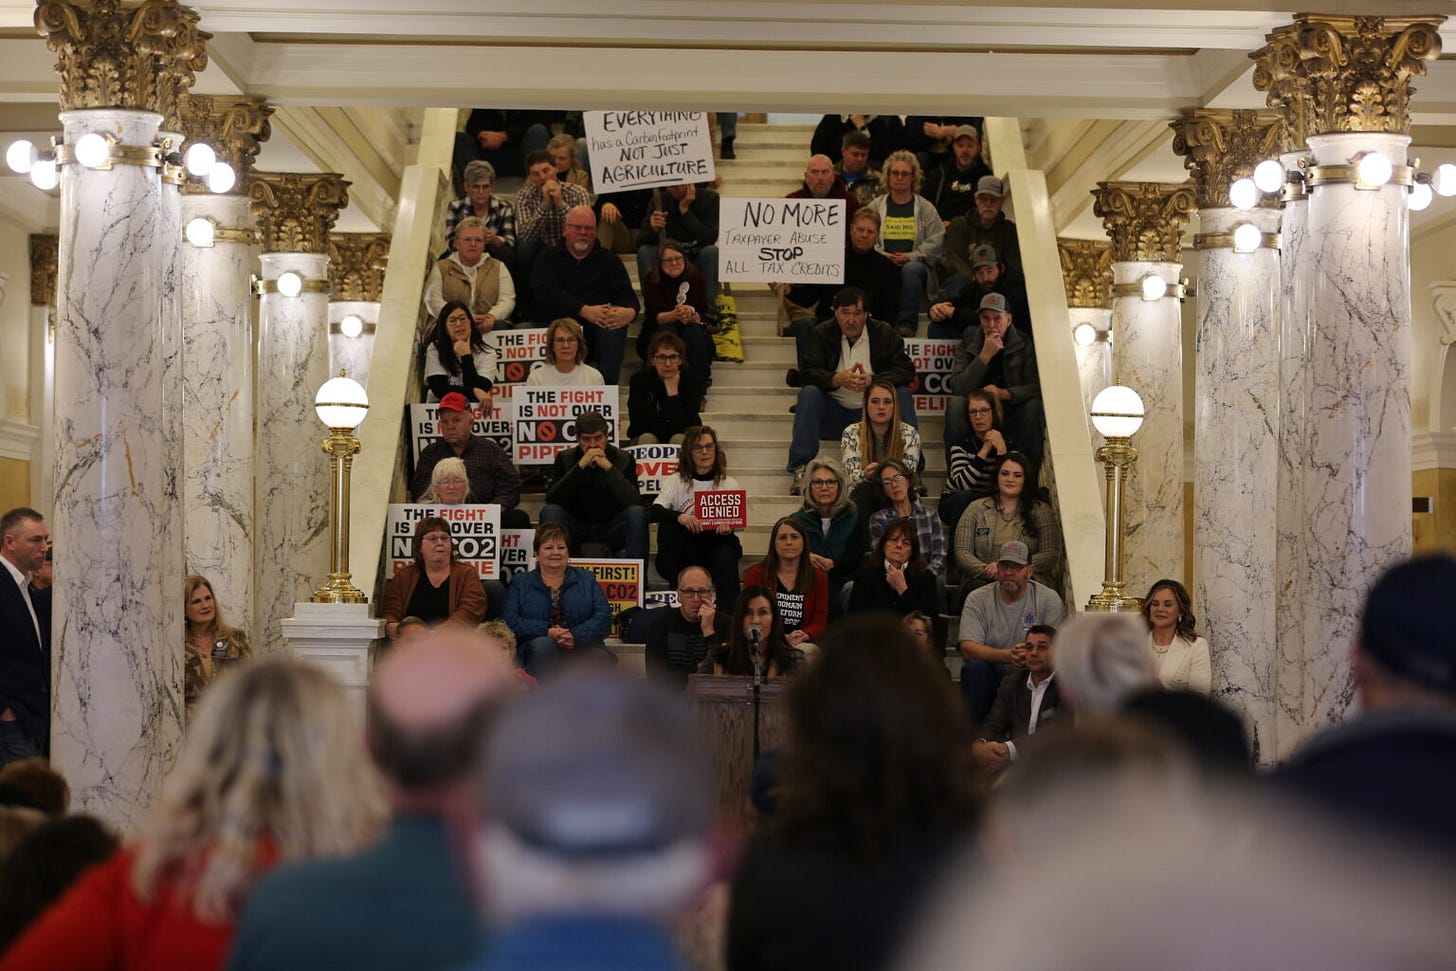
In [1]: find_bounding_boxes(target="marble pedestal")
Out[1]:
[280,602,384,718]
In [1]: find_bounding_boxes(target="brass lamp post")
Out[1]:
[1085,384,1146,613]
[311,371,370,604]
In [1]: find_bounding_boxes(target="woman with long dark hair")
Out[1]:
[953,451,1061,591]
[939,388,1010,531]
[700,585,798,679]
[379,516,488,640]
[422,300,498,405]
[639,237,715,382]
[1141,578,1211,696]
[743,516,829,647]
[651,425,744,607]
[847,517,939,619]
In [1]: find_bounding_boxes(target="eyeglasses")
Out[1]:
[565,222,597,232]
[660,256,685,266]
[810,479,838,488]
[968,407,993,416]
[690,442,716,452]
[421,533,451,544]
[882,474,907,486]
[678,588,713,599]
[436,477,466,486]
[653,354,682,363]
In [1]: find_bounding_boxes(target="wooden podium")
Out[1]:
[687,674,791,827]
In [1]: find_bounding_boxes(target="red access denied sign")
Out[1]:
[693,489,748,530]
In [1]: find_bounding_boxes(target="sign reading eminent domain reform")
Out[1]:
[583,111,715,192]
[719,198,846,284]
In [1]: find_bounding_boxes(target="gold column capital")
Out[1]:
[248,172,352,255]
[29,235,58,309]
[1057,238,1112,309]
[177,95,274,194]
[1091,181,1197,264]
[328,234,391,303]
[1169,109,1284,210]
[1252,14,1444,145]
[36,0,210,119]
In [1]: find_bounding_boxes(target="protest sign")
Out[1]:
[409,401,517,464]
[486,328,549,392]
[904,339,959,415]
[498,528,536,584]
[719,198,846,284]
[625,443,680,498]
[693,489,748,530]
[514,386,617,465]
[583,111,715,192]
[386,504,502,580]
[573,558,645,632]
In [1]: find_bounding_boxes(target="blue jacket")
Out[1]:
[503,566,611,643]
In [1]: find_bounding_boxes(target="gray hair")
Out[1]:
[1053,613,1155,715]
[800,457,853,518]
[463,160,496,186]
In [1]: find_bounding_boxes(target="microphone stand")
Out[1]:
[750,629,763,759]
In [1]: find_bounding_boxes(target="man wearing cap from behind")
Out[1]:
[463,668,715,971]
[958,540,1066,730]
[1274,555,1456,860]
[945,292,1043,473]
[943,175,1021,285]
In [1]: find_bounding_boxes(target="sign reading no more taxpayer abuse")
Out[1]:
[584,111,716,192]
[719,198,846,284]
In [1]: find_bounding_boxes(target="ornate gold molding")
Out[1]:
[1252,14,1444,144]
[1170,109,1284,210]
[1091,182,1197,264]
[248,172,351,255]
[177,95,273,194]
[1057,239,1112,309]
[29,235,57,308]
[328,234,391,303]
[36,0,210,119]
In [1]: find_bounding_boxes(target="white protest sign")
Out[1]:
[486,328,549,392]
[410,402,518,464]
[584,111,715,192]
[719,198,846,284]
[386,504,502,581]
[499,528,537,584]
[624,443,680,498]
[904,339,959,415]
[513,386,618,465]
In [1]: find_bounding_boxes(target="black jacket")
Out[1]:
[801,318,914,392]
[544,445,641,524]
[0,575,49,746]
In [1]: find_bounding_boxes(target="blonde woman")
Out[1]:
[525,318,605,387]
[183,575,252,711]
[419,457,472,505]
[0,657,384,971]
[840,377,921,513]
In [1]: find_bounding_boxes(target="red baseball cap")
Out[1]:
[439,392,469,413]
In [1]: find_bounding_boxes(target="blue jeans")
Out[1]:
[539,503,649,562]
[960,657,1012,730]
[584,322,628,385]
[0,720,38,769]
[483,579,508,621]
[927,317,969,342]
[896,260,930,334]
[791,315,822,367]
[519,635,559,677]
[717,112,738,140]
[940,272,972,302]
[452,124,549,180]
[787,385,919,471]
[637,244,720,305]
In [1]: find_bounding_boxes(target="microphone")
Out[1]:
[747,624,762,644]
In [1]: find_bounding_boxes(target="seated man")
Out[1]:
[786,287,916,491]
[786,154,860,241]
[943,176,1021,289]
[972,624,1066,774]
[514,150,593,316]
[422,217,515,330]
[784,208,899,363]
[636,182,721,305]
[958,542,1066,730]
[411,393,530,529]
[919,125,993,226]
[452,108,550,182]
[945,293,1043,470]
[645,566,729,690]
[810,113,905,167]
[835,130,882,207]
[539,410,648,562]
[902,115,985,172]
[443,160,516,263]
[531,206,639,384]
[866,150,945,337]
[927,243,1031,342]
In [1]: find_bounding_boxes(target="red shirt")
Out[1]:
[743,563,829,643]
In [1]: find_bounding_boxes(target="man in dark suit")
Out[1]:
[0,507,50,766]
[973,623,1064,773]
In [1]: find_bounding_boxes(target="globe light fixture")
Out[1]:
[1139,274,1167,301]
[339,314,365,339]
[1073,322,1098,347]
[206,161,236,194]
[29,158,57,191]
[1354,151,1393,189]
[1409,181,1433,212]
[183,142,216,177]
[312,372,370,604]
[276,271,303,297]
[1231,222,1263,254]
[1228,177,1259,210]
[73,132,110,169]
[1252,159,1284,194]
[184,217,216,247]
[6,139,36,174]
[1086,384,1146,613]
[1435,163,1456,198]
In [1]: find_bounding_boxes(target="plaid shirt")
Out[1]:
[515,181,592,245]
[868,499,947,576]
[445,195,517,251]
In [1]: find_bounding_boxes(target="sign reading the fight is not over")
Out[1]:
[386,504,502,581]
[514,386,618,466]
[583,111,715,192]
[624,443,680,498]
[486,328,549,392]
[719,198,846,284]
[693,489,749,531]
[904,339,959,415]
[410,402,518,465]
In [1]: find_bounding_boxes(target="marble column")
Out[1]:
[1093,182,1196,597]
[326,232,390,391]
[1070,307,1112,420]
[38,0,207,829]
[328,301,379,389]
[158,131,186,655]
[249,172,351,652]
[1057,237,1114,423]
[27,236,57,516]
[180,192,257,627]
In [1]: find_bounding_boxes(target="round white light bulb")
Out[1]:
[1434,163,1456,198]
[1090,385,1145,439]
[276,271,303,297]
[1228,178,1258,210]
[184,142,216,177]
[29,158,58,191]
[1356,152,1393,187]
[314,375,369,430]
[1408,181,1433,212]
[6,139,36,175]
[1253,159,1284,194]
[184,217,215,247]
[73,132,109,169]
[339,314,364,338]
[1231,222,1262,253]
[207,162,236,194]
[1139,274,1167,301]
[1072,322,1097,347]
